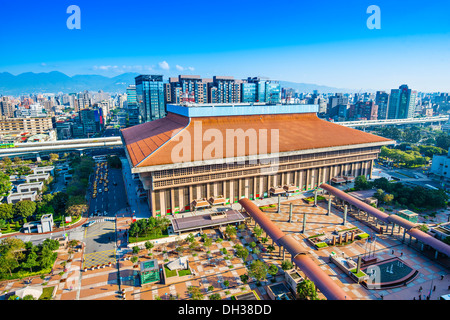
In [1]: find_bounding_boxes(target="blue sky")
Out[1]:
[0,0,449,92]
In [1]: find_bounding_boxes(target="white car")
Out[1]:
[98,189,102,193]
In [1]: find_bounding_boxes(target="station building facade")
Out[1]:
[121,103,393,217]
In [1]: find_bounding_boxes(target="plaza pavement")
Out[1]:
[2,193,449,301]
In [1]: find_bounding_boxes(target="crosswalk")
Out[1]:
[83,249,116,269]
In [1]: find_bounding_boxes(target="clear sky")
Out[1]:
[0,0,449,92]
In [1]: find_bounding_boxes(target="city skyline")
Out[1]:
[0,1,449,92]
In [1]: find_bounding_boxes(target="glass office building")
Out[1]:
[241,83,257,102]
[135,75,166,123]
[388,85,417,119]
[246,77,281,104]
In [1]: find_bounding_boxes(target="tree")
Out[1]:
[203,237,213,250]
[248,260,269,283]
[185,233,195,244]
[236,247,249,261]
[0,171,12,197]
[132,246,140,255]
[13,201,36,220]
[382,193,394,204]
[42,238,60,251]
[189,240,200,252]
[0,238,25,277]
[2,157,12,166]
[225,225,237,239]
[297,279,319,300]
[130,255,139,266]
[21,251,39,272]
[39,246,57,269]
[0,237,25,264]
[281,260,293,271]
[50,192,69,215]
[240,274,249,284]
[436,133,450,150]
[253,225,263,239]
[0,203,13,221]
[187,285,204,300]
[49,153,59,162]
[223,280,230,287]
[145,241,154,255]
[0,219,6,230]
[268,264,279,277]
[354,175,371,191]
[209,293,221,300]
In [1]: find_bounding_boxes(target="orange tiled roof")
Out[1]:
[122,112,392,168]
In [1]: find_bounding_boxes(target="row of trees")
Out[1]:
[0,237,59,279]
[128,217,171,241]
[373,126,450,151]
[379,146,429,168]
[354,176,448,210]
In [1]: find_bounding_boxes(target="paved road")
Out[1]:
[373,164,442,189]
[82,220,117,269]
[88,165,128,218]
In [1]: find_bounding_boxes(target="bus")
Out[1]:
[93,155,107,163]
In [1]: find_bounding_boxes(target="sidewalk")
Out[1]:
[120,157,151,219]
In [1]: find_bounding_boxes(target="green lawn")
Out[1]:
[39,287,55,300]
[129,231,170,244]
[350,269,367,278]
[357,233,370,240]
[315,242,328,248]
[164,266,177,278]
[178,269,192,277]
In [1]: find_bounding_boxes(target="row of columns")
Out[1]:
[328,192,443,260]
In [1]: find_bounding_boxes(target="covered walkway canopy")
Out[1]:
[239,198,350,300]
[320,183,450,258]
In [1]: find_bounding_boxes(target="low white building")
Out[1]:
[431,149,450,180]
[33,166,55,176]
[16,182,44,193]
[23,214,54,234]
[26,173,50,183]
[7,191,37,204]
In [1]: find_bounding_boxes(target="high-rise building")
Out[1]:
[0,97,15,118]
[79,108,104,137]
[348,101,378,121]
[387,85,417,119]
[208,76,242,104]
[135,75,166,123]
[241,82,257,103]
[167,75,209,105]
[375,91,390,120]
[246,77,281,104]
[126,85,137,108]
[327,93,349,118]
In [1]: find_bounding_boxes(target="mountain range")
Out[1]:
[0,71,357,96]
